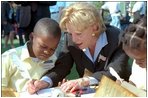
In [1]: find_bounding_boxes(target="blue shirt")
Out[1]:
[83,32,108,63]
[49,1,65,13]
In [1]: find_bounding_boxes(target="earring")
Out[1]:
[92,33,95,37]
[44,50,49,54]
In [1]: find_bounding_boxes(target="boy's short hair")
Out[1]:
[33,18,61,38]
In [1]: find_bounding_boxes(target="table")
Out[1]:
[2,86,98,97]
[2,88,19,97]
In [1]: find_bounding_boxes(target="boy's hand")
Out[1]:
[27,79,50,94]
[27,79,38,94]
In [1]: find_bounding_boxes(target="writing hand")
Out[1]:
[27,79,49,94]
[27,79,38,94]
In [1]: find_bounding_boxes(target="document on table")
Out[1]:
[36,88,53,97]
[37,88,65,97]
[19,91,38,97]
[19,88,65,97]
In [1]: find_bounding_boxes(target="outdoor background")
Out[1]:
[1,1,135,80]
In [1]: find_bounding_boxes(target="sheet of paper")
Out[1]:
[19,87,96,97]
[19,88,65,97]
[36,88,53,97]
[81,93,95,97]
[19,91,38,97]
[37,88,65,97]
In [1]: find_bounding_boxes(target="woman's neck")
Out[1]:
[89,38,97,57]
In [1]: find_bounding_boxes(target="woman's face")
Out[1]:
[124,48,146,68]
[66,23,96,49]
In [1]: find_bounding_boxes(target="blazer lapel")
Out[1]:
[81,52,95,73]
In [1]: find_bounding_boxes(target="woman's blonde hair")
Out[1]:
[60,2,106,35]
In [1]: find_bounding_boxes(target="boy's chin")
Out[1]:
[41,58,49,61]
[38,56,49,61]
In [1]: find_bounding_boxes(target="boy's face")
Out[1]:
[32,33,60,61]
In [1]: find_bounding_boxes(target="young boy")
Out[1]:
[2,18,61,93]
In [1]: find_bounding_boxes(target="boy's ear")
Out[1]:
[29,32,34,41]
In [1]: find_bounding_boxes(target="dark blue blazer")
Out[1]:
[46,25,131,87]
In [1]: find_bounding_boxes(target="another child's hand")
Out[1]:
[116,79,122,85]
[27,79,49,94]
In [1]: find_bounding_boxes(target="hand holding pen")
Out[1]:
[27,79,49,94]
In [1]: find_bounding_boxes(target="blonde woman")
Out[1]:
[27,2,131,94]
[58,2,131,93]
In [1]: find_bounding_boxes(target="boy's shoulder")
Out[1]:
[2,46,25,57]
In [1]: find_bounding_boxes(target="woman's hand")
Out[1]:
[60,79,81,93]
[60,78,89,93]
[58,78,68,86]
